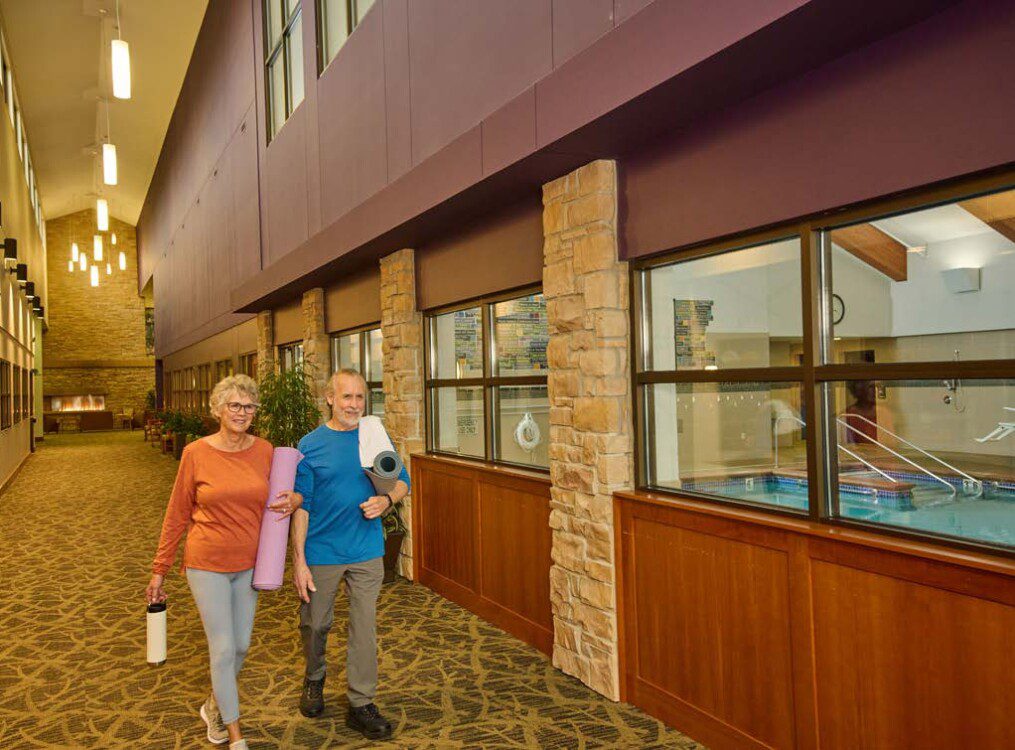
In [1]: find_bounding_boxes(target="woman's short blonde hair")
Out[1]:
[209,374,259,415]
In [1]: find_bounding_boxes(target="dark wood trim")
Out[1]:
[422,283,543,316]
[411,452,551,485]
[815,361,1015,381]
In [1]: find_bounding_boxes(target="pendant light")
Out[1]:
[93,234,103,261]
[118,251,126,271]
[111,233,117,245]
[68,259,74,272]
[103,143,118,185]
[71,242,79,262]
[112,40,131,99]
[90,265,99,287]
[97,199,109,231]
[79,253,87,271]
[106,262,112,275]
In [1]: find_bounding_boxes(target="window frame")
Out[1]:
[631,167,1015,555]
[263,0,304,141]
[0,360,10,430]
[329,322,383,415]
[423,285,549,472]
[316,0,374,73]
[239,351,258,380]
[277,341,304,373]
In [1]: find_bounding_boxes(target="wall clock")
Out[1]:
[831,293,846,325]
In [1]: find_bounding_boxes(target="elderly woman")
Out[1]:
[146,374,299,750]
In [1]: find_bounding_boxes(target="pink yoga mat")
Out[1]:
[252,446,303,591]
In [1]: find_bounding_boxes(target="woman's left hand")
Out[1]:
[269,490,303,519]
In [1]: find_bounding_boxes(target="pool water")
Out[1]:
[720,478,1014,548]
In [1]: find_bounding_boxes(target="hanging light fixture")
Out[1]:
[79,253,87,271]
[111,0,131,102]
[111,233,117,245]
[106,262,112,275]
[96,199,109,231]
[118,250,126,271]
[71,242,79,262]
[68,259,74,272]
[103,143,118,185]
[93,234,103,261]
[90,265,99,287]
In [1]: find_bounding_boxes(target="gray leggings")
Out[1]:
[186,567,258,725]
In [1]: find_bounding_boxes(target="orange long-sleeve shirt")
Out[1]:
[152,437,273,576]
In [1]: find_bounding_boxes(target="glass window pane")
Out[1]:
[268,53,286,136]
[286,11,305,112]
[433,386,485,457]
[354,0,376,25]
[644,238,802,371]
[332,333,360,373]
[829,379,1013,548]
[367,328,383,381]
[646,381,808,512]
[495,385,549,468]
[320,0,350,65]
[369,387,385,419]
[494,293,548,376]
[433,307,482,379]
[827,187,1015,364]
[265,0,284,49]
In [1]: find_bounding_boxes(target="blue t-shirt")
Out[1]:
[294,423,410,566]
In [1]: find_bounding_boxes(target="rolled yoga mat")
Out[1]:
[252,446,304,591]
[364,450,404,495]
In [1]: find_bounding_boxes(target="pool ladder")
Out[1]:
[773,413,984,498]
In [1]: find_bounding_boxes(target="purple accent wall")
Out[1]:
[622,0,1015,259]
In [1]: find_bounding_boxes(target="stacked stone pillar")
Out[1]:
[255,310,275,382]
[301,287,330,421]
[543,159,633,701]
[379,248,426,579]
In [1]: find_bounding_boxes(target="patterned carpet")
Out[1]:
[0,432,701,749]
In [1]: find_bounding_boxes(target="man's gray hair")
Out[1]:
[326,368,367,397]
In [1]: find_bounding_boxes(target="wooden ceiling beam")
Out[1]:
[830,224,907,281]
[959,192,1015,243]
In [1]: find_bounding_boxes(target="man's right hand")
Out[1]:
[293,562,317,603]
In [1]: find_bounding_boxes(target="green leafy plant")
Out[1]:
[256,359,321,448]
[382,500,407,539]
[180,413,206,436]
[162,410,184,433]
[144,389,157,411]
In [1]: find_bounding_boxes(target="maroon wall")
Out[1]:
[622,0,1015,259]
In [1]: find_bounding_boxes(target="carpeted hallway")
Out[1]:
[0,432,701,749]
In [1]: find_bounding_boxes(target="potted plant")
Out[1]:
[252,359,321,590]
[161,411,183,454]
[382,498,407,584]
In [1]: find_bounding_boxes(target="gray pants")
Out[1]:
[299,557,384,707]
[186,567,258,725]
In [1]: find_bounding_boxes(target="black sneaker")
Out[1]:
[346,703,393,740]
[299,676,325,718]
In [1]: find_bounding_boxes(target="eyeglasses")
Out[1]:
[225,402,259,414]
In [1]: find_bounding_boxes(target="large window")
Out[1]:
[239,352,258,380]
[0,361,10,430]
[317,0,374,70]
[330,325,383,416]
[278,341,304,373]
[12,365,21,423]
[425,290,549,469]
[214,358,234,383]
[635,181,1015,551]
[196,364,212,414]
[264,0,304,139]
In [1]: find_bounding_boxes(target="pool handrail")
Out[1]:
[840,413,983,497]
[836,417,958,496]
[772,413,897,483]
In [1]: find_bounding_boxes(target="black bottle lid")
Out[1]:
[147,602,167,614]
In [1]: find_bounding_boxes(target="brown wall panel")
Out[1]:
[264,107,311,266]
[617,492,1015,750]
[324,269,382,333]
[413,455,553,655]
[163,318,257,372]
[551,0,614,68]
[417,198,544,310]
[273,301,303,346]
[382,0,412,183]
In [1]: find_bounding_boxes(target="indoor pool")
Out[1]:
[709,476,1015,547]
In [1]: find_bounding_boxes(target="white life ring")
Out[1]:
[514,412,542,452]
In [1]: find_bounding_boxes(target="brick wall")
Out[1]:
[43,210,154,417]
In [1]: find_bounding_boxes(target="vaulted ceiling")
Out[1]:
[0,0,208,225]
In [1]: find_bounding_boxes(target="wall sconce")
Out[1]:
[35,306,44,318]
[32,298,41,312]
[16,263,27,286]
[24,282,36,301]
[3,238,17,267]
[941,267,981,294]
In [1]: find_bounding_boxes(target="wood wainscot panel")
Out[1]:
[412,454,553,655]
[621,501,797,750]
[616,490,1015,750]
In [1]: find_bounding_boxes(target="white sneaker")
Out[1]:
[200,694,229,745]
[229,741,249,750]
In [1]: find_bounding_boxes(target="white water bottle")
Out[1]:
[146,602,167,666]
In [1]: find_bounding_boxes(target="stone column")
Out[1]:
[302,287,330,421]
[256,310,275,381]
[379,248,425,580]
[543,159,632,701]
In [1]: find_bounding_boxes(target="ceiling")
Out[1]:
[0,0,208,225]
